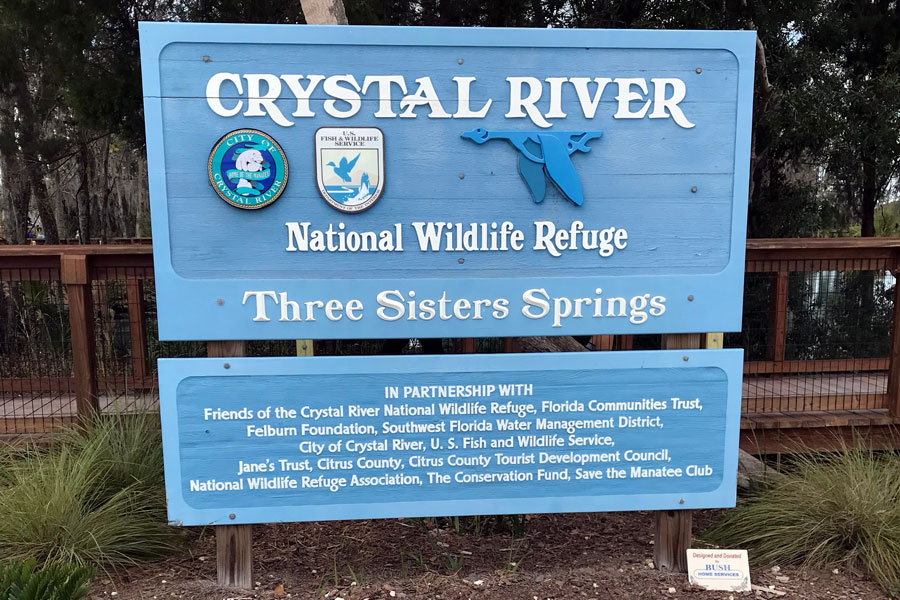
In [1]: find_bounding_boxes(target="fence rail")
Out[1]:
[2,238,900,452]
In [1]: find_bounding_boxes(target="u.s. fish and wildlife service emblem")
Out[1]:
[315,127,385,213]
[208,129,288,209]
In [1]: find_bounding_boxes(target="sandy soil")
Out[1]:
[89,510,889,600]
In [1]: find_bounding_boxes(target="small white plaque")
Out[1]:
[686,549,751,592]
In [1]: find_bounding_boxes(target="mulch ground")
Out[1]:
[89,510,889,600]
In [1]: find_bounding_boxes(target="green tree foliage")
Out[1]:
[794,0,900,237]
[0,0,898,242]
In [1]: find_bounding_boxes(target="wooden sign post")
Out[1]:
[207,341,251,587]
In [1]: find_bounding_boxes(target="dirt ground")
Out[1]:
[90,510,889,600]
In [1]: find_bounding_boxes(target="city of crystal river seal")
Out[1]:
[208,129,288,209]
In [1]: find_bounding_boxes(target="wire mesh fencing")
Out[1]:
[1,242,899,436]
[733,260,895,415]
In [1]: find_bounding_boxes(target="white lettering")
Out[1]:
[452,76,492,118]
[243,74,292,127]
[362,75,408,118]
[206,73,243,117]
[569,77,613,119]
[323,75,362,118]
[649,78,695,128]
[614,78,651,120]
[400,77,451,118]
[505,77,551,128]
[242,291,278,321]
[280,74,325,117]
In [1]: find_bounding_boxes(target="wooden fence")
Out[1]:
[2,238,899,452]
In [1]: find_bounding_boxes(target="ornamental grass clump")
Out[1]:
[59,412,167,500]
[0,413,181,569]
[703,448,900,595]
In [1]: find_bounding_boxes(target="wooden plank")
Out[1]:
[745,238,900,269]
[654,332,701,573]
[0,245,154,257]
[741,423,900,454]
[746,238,900,251]
[745,358,889,374]
[126,278,148,382]
[740,409,895,431]
[3,237,899,268]
[5,239,900,257]
[208,340,251,589]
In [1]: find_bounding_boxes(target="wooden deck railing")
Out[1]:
[2,238,900,450]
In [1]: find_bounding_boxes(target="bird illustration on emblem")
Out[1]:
[327,153,361,182]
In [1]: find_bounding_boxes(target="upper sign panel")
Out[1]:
[140,24,755,340]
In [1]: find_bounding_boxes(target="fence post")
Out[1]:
[61,254,99,421]
[590,335,615,351]
[654,332,702,572]
[208,340,252,589]
[887,267,900,416]
[126,277,148,383]
[771,269,789,362]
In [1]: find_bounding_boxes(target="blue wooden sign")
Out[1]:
[140,24,755,340]
[159,350,743,526]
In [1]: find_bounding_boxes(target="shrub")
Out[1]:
[0,414,180,569]
[703,448,900,594]
[0,559,92,600]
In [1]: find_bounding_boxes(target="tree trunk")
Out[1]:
[76,140,92,243]
[861,160,877,237]
[530,0,546,27]
[0,96,29,244]
[518,336,588,353]
[26,156,60,244]
[0,152,30,244]
[300,0,348,24]
[749,36,774,205]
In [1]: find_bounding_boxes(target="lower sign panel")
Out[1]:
[159,350,743,526]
